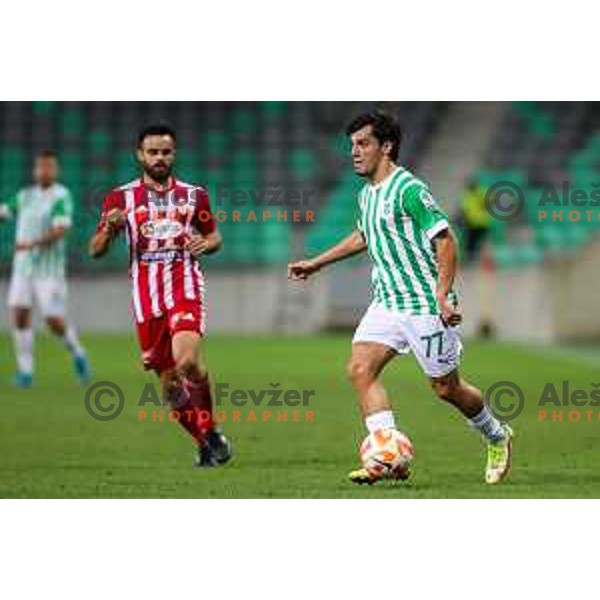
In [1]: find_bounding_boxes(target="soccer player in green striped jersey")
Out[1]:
[288,112,512,485]
[0,151,90,388]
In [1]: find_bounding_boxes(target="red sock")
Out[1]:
[166,382,211,446]
[184,374,215,433]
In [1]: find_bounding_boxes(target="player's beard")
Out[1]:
[144,162,172,184]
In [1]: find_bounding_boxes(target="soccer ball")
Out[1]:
[360,429,414,479]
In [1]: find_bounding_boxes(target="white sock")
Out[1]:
[469,407,506,442]
[12,328,34,374]
[365,410,397,433]
[61,326,85,358]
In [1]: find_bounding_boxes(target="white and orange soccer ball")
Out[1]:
[360,429,414,479]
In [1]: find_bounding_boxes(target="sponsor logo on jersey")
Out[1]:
[140,218,184,240]
[383,196,393,216]
[139,250,184,263]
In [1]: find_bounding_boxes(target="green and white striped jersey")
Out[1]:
[0,184,73,278]
[357,166,455,315]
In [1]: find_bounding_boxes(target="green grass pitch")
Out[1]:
[1,333,599,498]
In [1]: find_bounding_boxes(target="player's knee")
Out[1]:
[175,352,206,380]
[45,317,65,335]
[160,370,182,403]
[161,368,178,386]
[175,352,195,376]
[13,308,31,329]
[347,358,375,385]
[431,379,459,403]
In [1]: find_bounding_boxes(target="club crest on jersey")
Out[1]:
[140,218,184,240]
[383,195,394,216]
[420,189,436,210]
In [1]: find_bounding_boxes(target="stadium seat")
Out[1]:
[479,102,600,267]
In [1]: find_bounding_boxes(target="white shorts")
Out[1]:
[352,302,463,378]
[7,274,68,318]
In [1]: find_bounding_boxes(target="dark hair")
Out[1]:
[137,124,177,147]
[36,150,58,160]
[346,112,402,161]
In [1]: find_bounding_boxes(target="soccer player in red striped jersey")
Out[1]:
[89,124,232,467]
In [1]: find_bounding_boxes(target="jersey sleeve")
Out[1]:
[0,194,19,220]
[402,183,449,240]
[191,187,217,235]
[50,191,74,228]
[96,190,126,234]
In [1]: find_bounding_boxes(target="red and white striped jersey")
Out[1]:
[97,177,216,324]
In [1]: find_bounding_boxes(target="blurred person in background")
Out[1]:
[0,151,90,388]
[455,178,497,338]
[458,179,491,262]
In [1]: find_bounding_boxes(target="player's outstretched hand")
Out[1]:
[103,207,127,232]
[185,233,209,257]
[287,259,321,281]
[438,295,462,327]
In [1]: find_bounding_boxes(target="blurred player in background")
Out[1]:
[288,112,513,485]
[0,151,90,388]
[88,124,232,467]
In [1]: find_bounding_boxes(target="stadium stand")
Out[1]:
[0,102,447,273]
[2,102,597,275]
[480,101,600,268]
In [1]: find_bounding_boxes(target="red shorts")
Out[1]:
[136,300,204,374]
